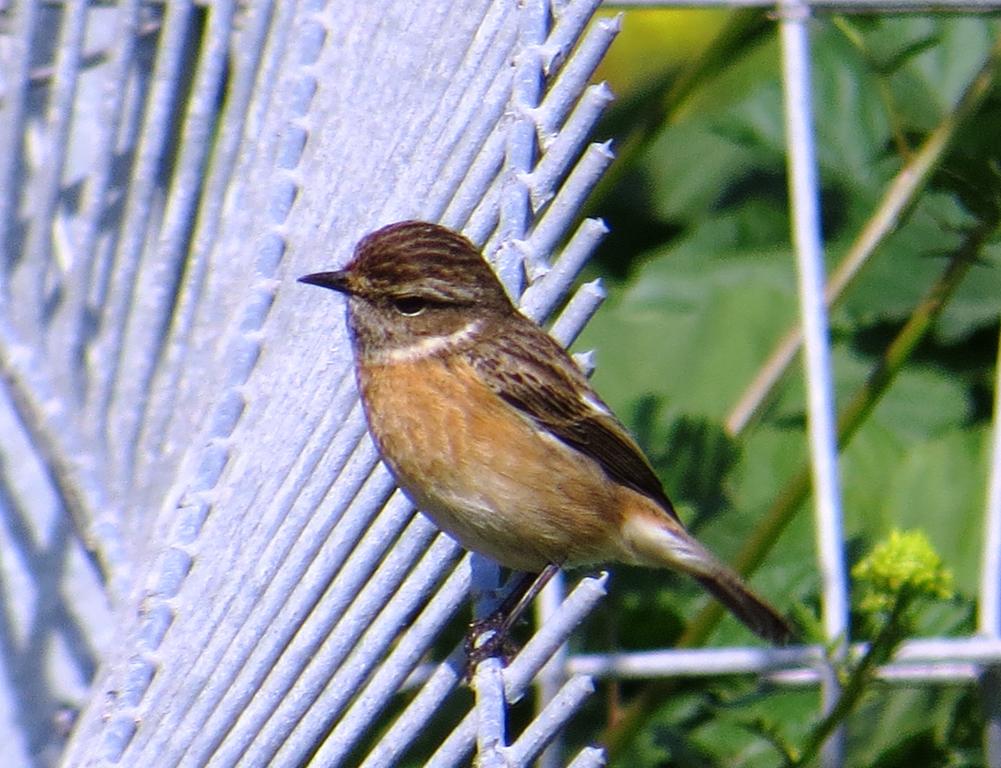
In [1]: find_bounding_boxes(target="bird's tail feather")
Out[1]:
[621,511,793,645]
[693,570,793,645]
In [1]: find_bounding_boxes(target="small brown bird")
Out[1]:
[300,220,791,645]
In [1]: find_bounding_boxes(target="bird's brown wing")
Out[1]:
[464,323,680,522]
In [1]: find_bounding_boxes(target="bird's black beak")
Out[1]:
[298,270,352,294]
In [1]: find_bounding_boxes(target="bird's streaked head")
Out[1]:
[299,221,516,360]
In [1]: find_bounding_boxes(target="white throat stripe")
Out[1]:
[374,319,483,363]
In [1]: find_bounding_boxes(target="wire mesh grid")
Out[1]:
[0,0,999,766]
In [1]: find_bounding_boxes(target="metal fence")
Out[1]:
[0,0,999,766]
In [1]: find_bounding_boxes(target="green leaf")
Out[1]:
[574,14,998,766]
[690,687,819,768]
[881,426,989,595]
[847,686,979,767]
[578,230,798,422]
[833,191,972,329]
[840,419,907,537]
[903,18,999,116]
[870,364,972,439]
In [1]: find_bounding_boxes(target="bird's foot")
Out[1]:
[464,612,521,680]
[462,565,561,680]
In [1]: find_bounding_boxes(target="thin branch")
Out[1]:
[726,30,1001,436]
[602,213,996,759]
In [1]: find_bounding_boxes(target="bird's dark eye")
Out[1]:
[392,296,428,316]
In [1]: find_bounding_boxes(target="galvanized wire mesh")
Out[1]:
[2,0,1001,766]
[0,0,617,764]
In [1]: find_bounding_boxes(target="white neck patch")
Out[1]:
[369,319,484,364]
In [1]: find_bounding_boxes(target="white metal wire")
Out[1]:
[2,0,1000,766]
[983,325,1001,638]
[983,319,1001,768]
[570,637,1001,680]
[780,0,849,657]
[778,3,849,765]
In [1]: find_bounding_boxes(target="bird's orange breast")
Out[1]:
[356,354,626,571]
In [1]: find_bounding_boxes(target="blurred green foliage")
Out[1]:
[562,9,1001,767]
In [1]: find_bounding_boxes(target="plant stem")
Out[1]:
[685,217,989,648]
[602,217,995,758]
[785,596,912,768]
[725,30,1001,436]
